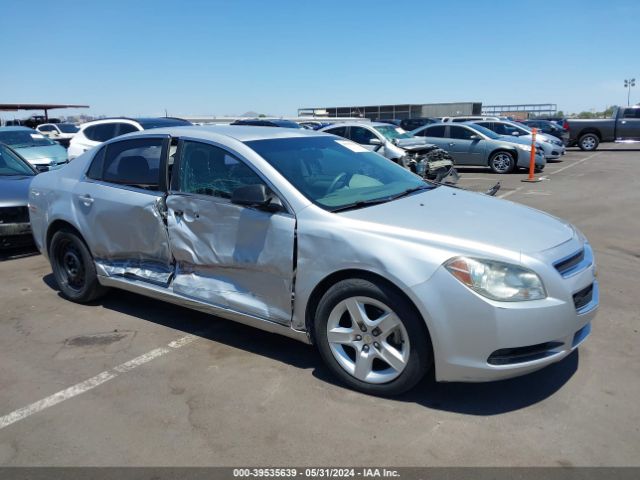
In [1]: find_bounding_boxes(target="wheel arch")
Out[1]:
[488,147,518,165]
[304,269,433,350]
[46,219,86,256]
[577,128,602,140]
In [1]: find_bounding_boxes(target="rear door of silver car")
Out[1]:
[164,138,296,325]
[74,135,174,283]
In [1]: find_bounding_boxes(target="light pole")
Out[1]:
[624,78,636,106]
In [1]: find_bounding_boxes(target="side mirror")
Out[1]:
[369,138,383,146]
[469,134,481,140]
[231,184,282,212]
[511,131,520,136]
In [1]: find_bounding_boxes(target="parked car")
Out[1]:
[36,123,80,148]
[377,119,402,126]
[471,120,566,160]
[320,122,456,180]
[68,117,192,160]
[412,123,545,173]
[230,118,303,128]
[0,143,38,248]
[441,116,501,123]
[522,119,569,145]
[399,117,438,131]
[567,106,640,151]
[298,121,333,130]
[29,126,598,395]
[0,126,68,171]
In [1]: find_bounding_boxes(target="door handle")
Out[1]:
[448,142,455,146]
[79,194,94,206]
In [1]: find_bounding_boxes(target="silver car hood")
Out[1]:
[339,187,574,255]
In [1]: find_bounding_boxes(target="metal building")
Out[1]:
[482,103,557,118]
[298,102,482,120]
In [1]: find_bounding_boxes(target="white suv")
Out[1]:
[68,117,192,159]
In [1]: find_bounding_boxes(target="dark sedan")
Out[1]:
[0,143,37,249]
[522,119,570,144]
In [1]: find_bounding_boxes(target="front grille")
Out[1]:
[488,341,564,365]
[573,284,594,311]
[552,150,559,156]
[0,206,29,224]
[554,249,584,276]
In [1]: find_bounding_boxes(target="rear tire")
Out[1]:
[50,229,108,303]
[314,278,432,396]
[578,133,599,151]
[489,151,516,174]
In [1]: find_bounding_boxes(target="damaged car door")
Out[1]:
[165,139,296,324]
[74,135,174,283]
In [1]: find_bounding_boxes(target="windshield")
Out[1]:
[245,136,430,211]
[468,124,500,139]
[0,130,56,148]
[0,145,35,176]
[57,123,79,133]
[374,125,412,140]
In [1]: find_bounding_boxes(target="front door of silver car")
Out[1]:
[446,125,485,165]
[164,139,296,324]
[75,136,174,283]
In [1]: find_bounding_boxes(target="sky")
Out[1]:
[1,0,639,119]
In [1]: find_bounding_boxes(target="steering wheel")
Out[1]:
[326,172,352,195]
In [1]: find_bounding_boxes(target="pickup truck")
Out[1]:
[568,106,640,150]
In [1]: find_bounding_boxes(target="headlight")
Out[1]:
[444,257,546,301]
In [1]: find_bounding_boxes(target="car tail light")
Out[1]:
[562,120,569,131]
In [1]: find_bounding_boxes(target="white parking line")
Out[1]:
[0,334,197,430]
[497,186,524,199]
[496,153,599,199]
[548,152,600,175]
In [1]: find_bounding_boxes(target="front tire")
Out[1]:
[578,133,599,151]
[489,151,516,174]
[50,229,108,303]
[314,278,432,396]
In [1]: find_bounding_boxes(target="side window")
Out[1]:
[39,125,54,132]
[101,138,163,189]
[85,123,118,142]
[349,127,377,145]
[117,123,139,136]
[178,141,265,199]
[623,108,640,119]
[424,125,445,138]
[449,126,475,140]
[86,146,106,180]
[325,126,347,138]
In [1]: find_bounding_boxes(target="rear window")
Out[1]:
[88,138,164,190]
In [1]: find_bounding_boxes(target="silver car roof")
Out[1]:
[119,125,330,143]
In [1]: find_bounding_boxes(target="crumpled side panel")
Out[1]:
[71,182,174,278]
[95,260,173,284]
[166,195,295,325]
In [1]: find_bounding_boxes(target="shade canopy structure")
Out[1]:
[0,103,90,121]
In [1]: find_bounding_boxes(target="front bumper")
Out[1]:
[0,222,33,248]
[516,151,546,169]
[411,242,598,382]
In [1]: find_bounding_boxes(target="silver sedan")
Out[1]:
[29,126,597,395]
[412,122,546,174]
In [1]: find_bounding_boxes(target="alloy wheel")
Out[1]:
[491,153,513,173]
[326,296,410,384]
[581,136,597,150]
